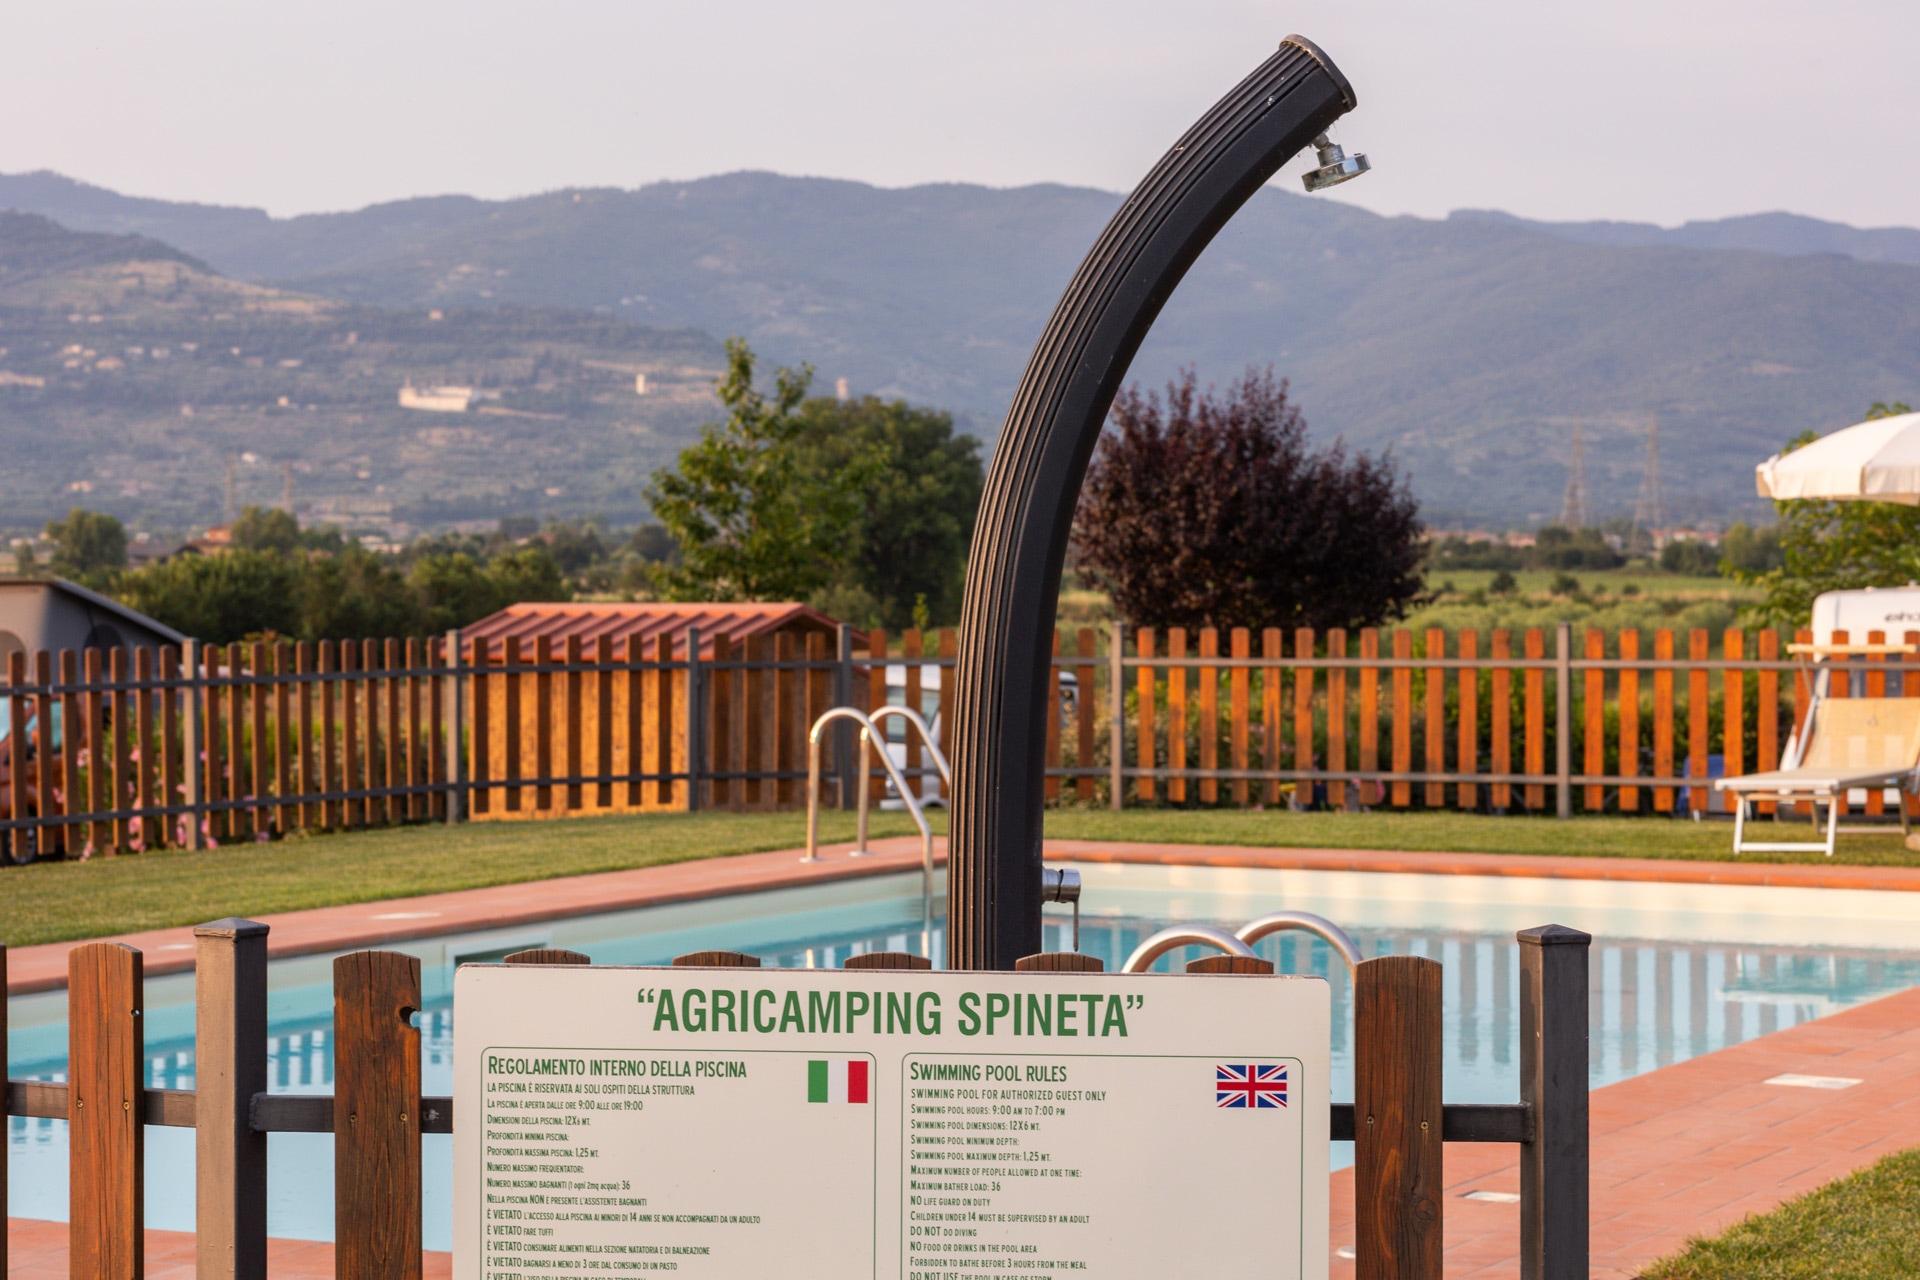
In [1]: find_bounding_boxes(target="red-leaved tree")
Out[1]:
[1069,368,1423,631]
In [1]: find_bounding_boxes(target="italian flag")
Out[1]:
[808,1058,869,1105]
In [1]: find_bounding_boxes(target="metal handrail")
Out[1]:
[1235,911,1362,973]
[802,707,936,961]
[1122,925,1256,973]
[855,705,950,856]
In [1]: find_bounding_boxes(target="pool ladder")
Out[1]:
[802,706,1085,960]
[1123,911,1362,974]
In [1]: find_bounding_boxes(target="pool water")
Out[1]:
[10,863,1920,1248]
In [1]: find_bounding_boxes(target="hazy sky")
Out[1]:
[4,0,1915,228]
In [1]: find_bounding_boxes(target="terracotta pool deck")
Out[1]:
[10,836,1920,1276]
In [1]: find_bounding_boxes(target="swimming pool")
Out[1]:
[10,861,1920,1248]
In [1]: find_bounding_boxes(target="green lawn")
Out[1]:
[1642,1147,1920,1280]
[1,805,1913,949]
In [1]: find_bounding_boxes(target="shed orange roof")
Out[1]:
[460,601,855,661]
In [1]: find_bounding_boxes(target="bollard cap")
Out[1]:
[1517,923,1591,948]
[194,917,270,940]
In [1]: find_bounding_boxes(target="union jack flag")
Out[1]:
[1216,1063,1288,1109]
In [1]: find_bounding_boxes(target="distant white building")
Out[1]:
[399,383,476,413]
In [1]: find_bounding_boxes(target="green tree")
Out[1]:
[1717,522,1784,575]
[230,505,302,556]
[296,548,422,639]
[117,550,302,642]
[484,546,571,608]
[45,508,128,584]
[795,395,983,628]
[408,552,504,634]
[648,339,868,602]
[1739,402,1919,623]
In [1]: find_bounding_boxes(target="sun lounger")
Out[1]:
[1715,697,1920,856]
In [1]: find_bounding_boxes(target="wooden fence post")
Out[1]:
[195,919,268,1280]
[1354,954,1442,1280]
[334,950,423,1280]
[69,942,144,1280]
[1519,925,1591,1280]
[444,630,465,825]
[181,639,203,848]
[844,951,933,971]
[505,947,591,966]
[834,623,856,810]
[1554,622,1573,819]
[1014,952,1104,972]
[685,626,703,812]
[1108,621,1125,810]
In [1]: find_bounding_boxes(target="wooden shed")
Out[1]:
[460,602,856,818]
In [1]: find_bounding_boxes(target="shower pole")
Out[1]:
[945,36,1362,970]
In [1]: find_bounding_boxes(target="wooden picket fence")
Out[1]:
[0,921,1592,1279]
[6,620,1905,859]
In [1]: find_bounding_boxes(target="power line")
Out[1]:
[1631,415,1664,546]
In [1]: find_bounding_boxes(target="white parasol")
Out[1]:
[1756,411,1920,504]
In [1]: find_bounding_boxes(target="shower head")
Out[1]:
[1301,133,1370,191]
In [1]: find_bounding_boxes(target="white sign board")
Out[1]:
[455,965,1329,1280]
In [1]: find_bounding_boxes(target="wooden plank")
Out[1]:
[1391,630,1413,807]
[1261,628,1283,806]
[109,647,133,852]
[1166,628,1188,804]
[776,632,800,807]
[84,647,109,853]
[1653,629,1675,813]
[69,942,144,1280]
[505,947,590,966]
[340,640,360,827]
[469,638,491,818]
[384,637,405,824]
[134,647,158,850]
[654,635,674,807]
[334,950,423,1280]
[844,951,933,971]
[534,634,555,812]
[1584,628,1606,813]
[1424,629,1445,808]
[1862,631,1884,816]
[1619,630,1641,813]
[1328,629,1349,810]
[1359,629,1381,807]
[1076,628,1097,803]
[1725,630,1748,812]
[805,633,831,806]
[1014,952,1104,972]
[1524,628,1546,811]
[1456,630,1478,811]
[250,640,269,836]
[1295,628,1317,808]
[1826,629,1851,822]
[427,636,446,821]
[320,642,340,829]
[710,634,735,810]
[275,642,294,833]
[1756,630,1780,816]
[1229,628,1250,805]
[625,635,645,808]
[1354,954,1443,1280]
[7,651,27,860]
[1186,955,1275,975]
[501,636,521,813]
[226,642,247,842]
[362,638,385,827]
[60,648,81,855]
[902,628,923,797]
[1046,629,1065,802]
[195,919,268,1280]
[744,634,771,808]
[1136,628,1157,804]
[865,630,887,805]
[403,637,423,821]
[595,635,615,809]
[564,634,585,812]
[1490,631,1512,810]
[937,628,958,762]
[673,950,761,968]
[1197,628,1218,804]
[1688,629,1710,816]
[36,649,62,856]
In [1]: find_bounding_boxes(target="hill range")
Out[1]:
[3,168,1918,532]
